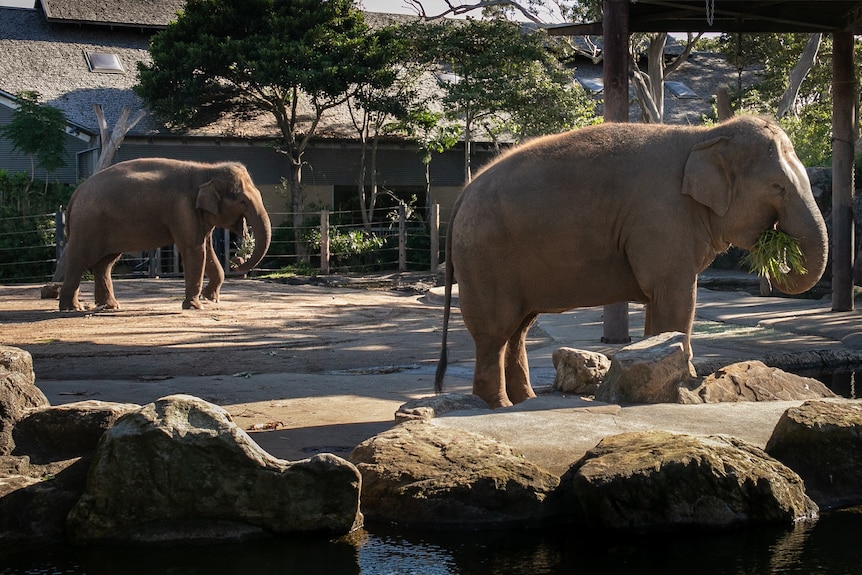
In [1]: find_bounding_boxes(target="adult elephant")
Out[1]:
[435,116,828,409]
[56,158,272,311]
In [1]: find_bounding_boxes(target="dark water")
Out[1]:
[3,510,862,575]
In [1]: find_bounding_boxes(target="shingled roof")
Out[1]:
[0,1,738,141]
[41,0,185,29]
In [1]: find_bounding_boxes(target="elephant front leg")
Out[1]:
[180,245,207,310]
[644,284,697,358]
[505,314,538,404]
[471,334,513,409]
[201,234,224,303]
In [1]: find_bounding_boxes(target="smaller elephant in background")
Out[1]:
[54,158,272,311]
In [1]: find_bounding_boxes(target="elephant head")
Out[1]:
[682,116,828,294]
[195,163,272,273]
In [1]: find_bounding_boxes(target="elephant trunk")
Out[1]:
[232,200,272,274]
[771,192,828,295]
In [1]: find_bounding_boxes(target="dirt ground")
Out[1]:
[0,273,483,461]
[1,273,471,381]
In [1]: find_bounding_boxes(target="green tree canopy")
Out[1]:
[1,91,67,187]
[412,18,595,181]
[135,0,390,254]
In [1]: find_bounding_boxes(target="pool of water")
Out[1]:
[3,509,862,575]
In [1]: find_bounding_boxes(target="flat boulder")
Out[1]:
[0,346,49,455]
[555,430,818,532]
[691,361,837,403]
[67,394,363,544]
[596,333,696,404]
[395,393,489,421]
[349,420,560,529]
[766,399,862,510]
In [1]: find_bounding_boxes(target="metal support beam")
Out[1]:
[602,0,632,344]
[831,29,856,311]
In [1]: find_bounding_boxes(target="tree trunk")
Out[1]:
[289,157,307,260]
[93,104,146,172]
[777,33,822,119]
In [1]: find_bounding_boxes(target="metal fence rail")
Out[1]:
[0,205,443,284]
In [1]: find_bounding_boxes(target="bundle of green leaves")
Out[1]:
[742,229,807,282]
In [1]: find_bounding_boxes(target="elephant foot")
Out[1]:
[182,297,205,310]
[506,386,537,405]
[201,287,220,303]
[474,390,514,409]
[95,299,120,310]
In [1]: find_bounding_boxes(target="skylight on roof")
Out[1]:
[666,81,699,99]
[84,51,125,74]
[576,77,604,95]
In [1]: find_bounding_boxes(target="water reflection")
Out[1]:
[2,509,862,574]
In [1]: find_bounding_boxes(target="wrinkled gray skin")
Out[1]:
[56,158,272,311]
[436,116,828,409]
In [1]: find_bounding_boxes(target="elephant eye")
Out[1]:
[773,183,787,197]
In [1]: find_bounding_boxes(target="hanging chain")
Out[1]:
[705,0,715,26]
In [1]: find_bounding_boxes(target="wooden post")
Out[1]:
[601,0,632,344]
[398,204,407,272]
[320,210,330,275]
[430,203,440,273]
[832,29,856,311]
[54,206,65,261]
[222,228,230,273]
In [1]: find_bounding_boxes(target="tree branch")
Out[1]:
[406,0,551,26]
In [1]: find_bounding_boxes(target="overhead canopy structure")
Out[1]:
[548,0,860,343]
[548,0,862,34]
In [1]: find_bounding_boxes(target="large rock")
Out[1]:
[13,400,140,462]
[349,420,561,529]
[552,348,610,395]
[66,394,363,544]
[1,400,140,545]
[595,333,696,404]
[766,399,862,510]
[555,430,818,532]
[0,346,49,455]
[690,361,838,403]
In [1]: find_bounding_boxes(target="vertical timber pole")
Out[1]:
[430,203,440,273]
[320,210,330,275]
[601,0,632,344]
[832,29,855,311]
[398,204,407,272]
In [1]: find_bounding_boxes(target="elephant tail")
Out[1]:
[434,215,456,395]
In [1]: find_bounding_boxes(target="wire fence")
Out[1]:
[0,205,443,284]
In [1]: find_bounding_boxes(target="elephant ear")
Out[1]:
[196,180,220,215]
[682,136,733,217]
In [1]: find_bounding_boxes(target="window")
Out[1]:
[84,51,125,74]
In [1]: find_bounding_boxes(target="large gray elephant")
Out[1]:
[435,116,828,409]
[56,158,272,311]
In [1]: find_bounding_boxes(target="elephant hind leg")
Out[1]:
[92,253,122,309]
[505,313,538,404]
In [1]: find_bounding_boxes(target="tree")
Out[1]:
[716,33,851,166]
[1,91,67,198]
[630,32,702,123]
[136,0,388,256]
[347,26,421,231]
[92,104,147,172]
[415,18,593,182]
